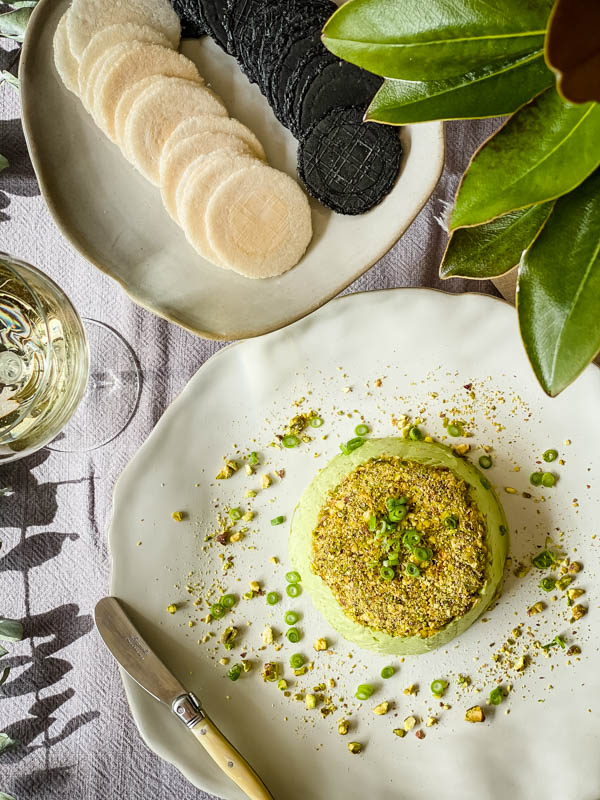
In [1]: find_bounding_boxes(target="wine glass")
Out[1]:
[0,253,140,462]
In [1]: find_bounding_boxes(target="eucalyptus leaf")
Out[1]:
[322,0,553,80]
[0,733,16,754]
[0,619,23,642]
[518,169,600,396]
[545,0,600,104]
[366,50,553,124]
[450,88,600,230]
[0,70,19,92]
[441,202,554,280]
[0,156,8,173]
[0,667,9,687]
[0,6,34,41]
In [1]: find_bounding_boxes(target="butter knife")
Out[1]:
[95,596,273,800]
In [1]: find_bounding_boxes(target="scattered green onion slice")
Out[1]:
[542,449,558,462]
[355,684,374,700]
[229,508,242,521]
[286,571,301,584]
[220,594,237,609]
[402,530,421,548]
[379,566,395,581]
[405,562,421,578]
[368,514,377,532]
[388,505,408,522]
[284,611,299,625]
[342,436,365,453]
[480,477,491,489]
[210,604,226,619]
[381,666,395,679]
[444,514,459,529]
[227,664,242,681]
[530,471,543,486]
[539,577,556,592]
[271,516,285,526]
[447,424,462,437]
[541,472,556,487]
[309,416,324,428]
[489,686,503,705]
[413,547,431,562]
[282,434,300,448]
[286,584,302,598]
[478,455,492,469]
[249,451,259,465]
[354,423,370,436]
[266,592,279,605]
[554,635,566,649]
[408,426,422,440]
[290,653,305,669]
[532,550,556,569]
[286,627,301,643]
[430,679,448,696]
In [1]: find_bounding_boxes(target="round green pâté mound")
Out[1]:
[290,438,508,655]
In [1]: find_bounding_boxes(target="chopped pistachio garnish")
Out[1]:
[171,511,185,522]
[457,674,471,687]
[372,701,389,716]
[393,728,406,738]
[277,679,288,691]
[221,626,238,650]
[557,575,574,591]
[261,662,279,682]
[241,660,252,672]
[426,716,437,727]
[219,657,230,666]
[245,489,257,498]
[403,684,418,696]
[249,580,261,592]
[567,645,581,656]
[515,655,528,671]
[337,719,349,735]
[305,694,317,710]
[570,604,587,621]
[568,561,582,574]
[567,588,584,601]
[242,511,254,522]
[313,637,328,652]
[528,601,545,616]
[403,715,417,731]
[262,626,274,645]
[347,742,362,755]
[293,666,307,676]
[229,531,244,543]
[216,460,238,480]
[465,705,485,723]
[261,474,272,489]
[166,604,177,614]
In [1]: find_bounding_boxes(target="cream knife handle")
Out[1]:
[189,715,274,800]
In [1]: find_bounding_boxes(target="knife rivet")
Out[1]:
[177,707,184,715]
[200,728,207,735]
[227,761,234,768]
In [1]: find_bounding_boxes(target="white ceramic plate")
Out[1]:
[110,289,600,800]
[19,0,444,340]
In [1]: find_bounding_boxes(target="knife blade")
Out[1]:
[95,596,273,800]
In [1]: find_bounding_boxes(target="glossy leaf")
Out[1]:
[450,88,600,230]
[441,202,554,280]
[545,0,600,104]
[0,733,16,754]
[366,50,553,124]
[0,156,8,173]
[321,0,553,80]
[518,169,600,396]
[0,619,22,642]
[0,6,34,41]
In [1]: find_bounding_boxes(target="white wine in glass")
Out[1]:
[0,253,89,462]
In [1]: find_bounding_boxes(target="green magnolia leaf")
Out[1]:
[450,88,600,230]
[0,794,16,800]
[0,733,16,754]
[321,0,553,80]
[366,50,553,124]
[0,156,8,173]
[441,202,554,279]
[0,70,19,92]
[545,0,600,104]
[517,169,600,396]
[0,619,23,642]
[0,6,34,41]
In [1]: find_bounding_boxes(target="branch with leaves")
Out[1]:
[323,0,600,396]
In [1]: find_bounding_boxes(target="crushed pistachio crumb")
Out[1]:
[403,715,418,731]
[373,701,389,716]
[393,728,406,738]
[465,706,485,723]
[347,742,362,755]
[167,604,177,614]
[338,719,349,735]
[216,460,238,480]
[313,637,328,652]
[171,511,185,522]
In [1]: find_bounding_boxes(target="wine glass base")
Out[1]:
[48,319,141,453]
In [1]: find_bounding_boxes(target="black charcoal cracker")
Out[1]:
[296,60,382,132]
[297,106,403,215]
[198,0,230,51]
[170,0,209,37]
[270,33,319,121]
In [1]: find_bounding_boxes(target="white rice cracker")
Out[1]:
[78,23,172,108]
[179,153,259,264]
[66,0,180,60]
[206,164,312,278]
[114,75,163,148]
[163,114,266,163]
[160,131,254,221]
[123,77,228,184]
[93,44,202,141]
[53,13,80,95]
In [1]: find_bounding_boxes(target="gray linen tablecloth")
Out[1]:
[0,59,500,798]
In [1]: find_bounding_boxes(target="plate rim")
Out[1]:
[19,0,446,341]
[109,286,598,796]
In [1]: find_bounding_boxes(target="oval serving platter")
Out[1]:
[19,0,444,341]
[110,288,600,800]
